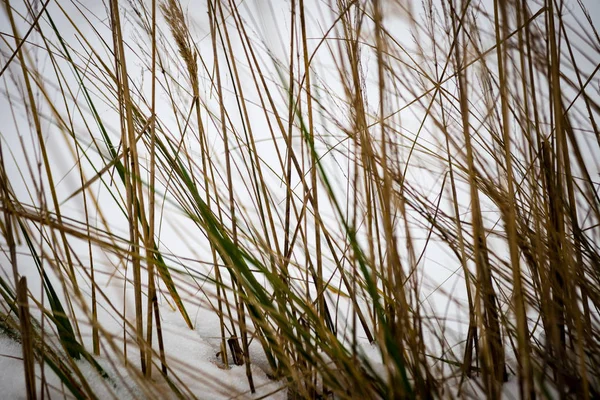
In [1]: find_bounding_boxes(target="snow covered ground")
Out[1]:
[0,304,286,399]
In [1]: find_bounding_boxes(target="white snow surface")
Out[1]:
[0,304,286,399]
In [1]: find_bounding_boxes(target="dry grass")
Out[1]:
[0,0,599,398]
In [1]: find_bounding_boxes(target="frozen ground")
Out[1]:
[0,308,560,399]
[0,303,286,399]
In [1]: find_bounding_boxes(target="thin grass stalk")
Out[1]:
[298,0,324,349]
[109,0,146,373]
[227,0,365,341]
[551,6,599,396]
[20,0,103,361]
[560,123,590,398]
[145,0,158,378]
[492,0,533,397]
[5,0,84,346]
[0,144,19,287]
[370,1,411,395]
[435,49,478,386]
[17,277,36,400]
[449,1,505,395]
[160,0,233,367]
[545,2,571,394]
[295,8,347,393]
[284,0,297,319]
[207,0,255,388]
[216,0,287,374]
[221,0,285,314]
[520,5,560,392]
[55,55,101,357]
[559,9,600,342]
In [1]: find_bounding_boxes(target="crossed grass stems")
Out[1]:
[1,0,599,398]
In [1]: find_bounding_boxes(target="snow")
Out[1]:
[0,304,286,399]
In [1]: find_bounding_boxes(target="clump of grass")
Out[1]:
[1,0,599,399]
